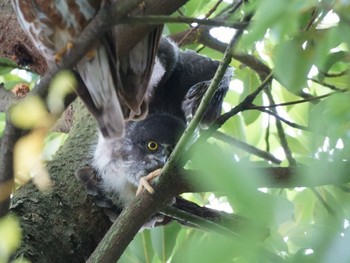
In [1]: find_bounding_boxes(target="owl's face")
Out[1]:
[123,114,186,184]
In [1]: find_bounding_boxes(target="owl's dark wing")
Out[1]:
[150,37,233,125]
[181,67,233,127]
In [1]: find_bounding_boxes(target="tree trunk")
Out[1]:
[11,101,112,262]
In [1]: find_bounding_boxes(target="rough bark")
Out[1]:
[10,101,112,263]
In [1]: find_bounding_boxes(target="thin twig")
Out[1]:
[310,187,336,216]
[253,108,309,131]
[265,114,271,153]
[264,88,297,166]
[250,90,347,109]
[161,205,242,238]
[303,8,318,31]
[178,0,225,46]
[310,78,346,91]
[124,15,248,29]
[320,70,348,78]
[213,131,281,164]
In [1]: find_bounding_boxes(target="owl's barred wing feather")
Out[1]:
[182,67,233,126]
[11,0,163,138]
[11,0,98,61]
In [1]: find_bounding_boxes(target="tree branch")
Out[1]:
[212,131,282,164]
[264,88,297,166]
[253,107,309,131]
[124,15,248,28]
[172,164,350,195]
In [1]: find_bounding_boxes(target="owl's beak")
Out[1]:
[154,156,167,167]
[154,145,172,167]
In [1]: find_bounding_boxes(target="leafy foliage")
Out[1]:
[119,0,350,262]
[2,0,350,262]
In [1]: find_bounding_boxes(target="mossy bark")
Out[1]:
[11,101,111,263]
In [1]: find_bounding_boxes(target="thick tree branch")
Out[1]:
[172,164,350,195]
[170,27,271,77]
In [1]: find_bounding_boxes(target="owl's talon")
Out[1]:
[54,42,74,64]
[137,177,155,195]
[136,168,162,195]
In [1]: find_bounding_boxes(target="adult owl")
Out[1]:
[11,0,163,137]
[76,38,233,221]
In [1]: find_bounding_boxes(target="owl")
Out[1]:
[11,0,163,137]
[76,38,233,221]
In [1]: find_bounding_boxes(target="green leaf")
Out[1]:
[119,230,155,263]
[0,66,14,76]
[291,189,317,225]
[0,57,18,67]
[318,51,347,74]
[285,134,310,156]
[1,73,30,90]
[309,92,350,139]
[273,39,314,94]
[220,114,246,142]
[42,132,69,161]
[150,223,181,262]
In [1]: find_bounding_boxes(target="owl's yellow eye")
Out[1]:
[147,141,158,151]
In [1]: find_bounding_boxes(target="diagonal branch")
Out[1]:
[253,108,309,131]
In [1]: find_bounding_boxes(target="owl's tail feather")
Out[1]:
[117,26,164,121]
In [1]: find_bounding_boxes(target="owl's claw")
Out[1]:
[54,42,74,64]
[136,168,162,195]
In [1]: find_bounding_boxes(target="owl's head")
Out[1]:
[125,113,186,168]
